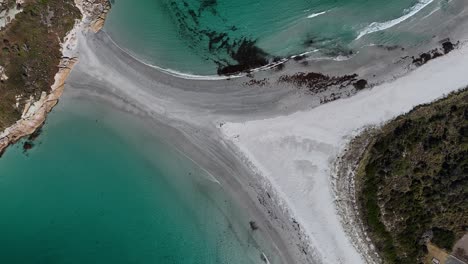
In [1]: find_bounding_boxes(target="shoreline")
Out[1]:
[62,12,468,262]
[99,0,468,83]
[333,129,382,263]
[333,88,468,263]
[64,29,310,264]
[0,0,110,156]
[1,1,468,263]
[0,57,77,154]
[220,40,468,263]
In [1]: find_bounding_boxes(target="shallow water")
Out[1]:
[105,0,442,75]
[0,96,275,264]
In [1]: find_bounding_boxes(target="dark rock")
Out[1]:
[293,54,306,61]
[28,127,42,141]
[303,38,315,47]
[412,51,435,66]
[353,79,368,90]
[442,41,454,54]
[249,221,259,231]
[207,32,228,51]
[244,78,268,87]
[412,41,459,66]
[274,62,285,71]
[23,141,33,151]
[217,39,269,75]
[376,44,401,51]
[278,71,359,93]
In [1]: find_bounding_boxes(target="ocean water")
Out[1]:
[105,0,441,75]
[0,96,276,264]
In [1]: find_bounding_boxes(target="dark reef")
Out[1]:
[412,40,459,67]
[217,39,270,75]
[22,141,34,151]
[278,72,364,93]
[243,78,268,87]
[167,0,275,76]
[353,79,368,90]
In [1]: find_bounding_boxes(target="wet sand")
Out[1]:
[63,6,468,261]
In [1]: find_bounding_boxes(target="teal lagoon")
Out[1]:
[0,97,271,264]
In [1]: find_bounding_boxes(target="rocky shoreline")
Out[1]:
[343,89,467,263]
[333,129,382,264]
[0,0,110,155]
[75,0,111,33]
[0,0,466,263]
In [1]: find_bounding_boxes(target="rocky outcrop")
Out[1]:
[0,0,22,29]
[0,0,110,155]
[411,40,459,67]
[0,65,7,81]
[75,0,111,32]
[278,71,364,94]
[0,58,77,154]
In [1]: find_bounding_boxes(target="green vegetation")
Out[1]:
[0,0,80,130]
[357,89,468,263]
[431,227,456,251]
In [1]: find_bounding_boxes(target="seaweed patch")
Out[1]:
[165,0,273,75]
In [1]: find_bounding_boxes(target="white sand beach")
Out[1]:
[57,9,468,261]
[220,39,468,263]
[2,0,468,263]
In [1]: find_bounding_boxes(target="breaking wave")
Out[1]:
[307,11,327,19]
[356,0,434,39]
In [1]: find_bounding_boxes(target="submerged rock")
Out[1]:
[217,39,270,75]
[22,141,33,151]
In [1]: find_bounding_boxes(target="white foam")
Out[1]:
[103,31,243,80]
[356,0,434,39]
[307,11,327,19]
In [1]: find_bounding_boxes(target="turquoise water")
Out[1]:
[105,0,439,75]
[0,97,274,264]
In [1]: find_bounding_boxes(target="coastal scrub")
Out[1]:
[357,89,468,263]
[0,0,80,130]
